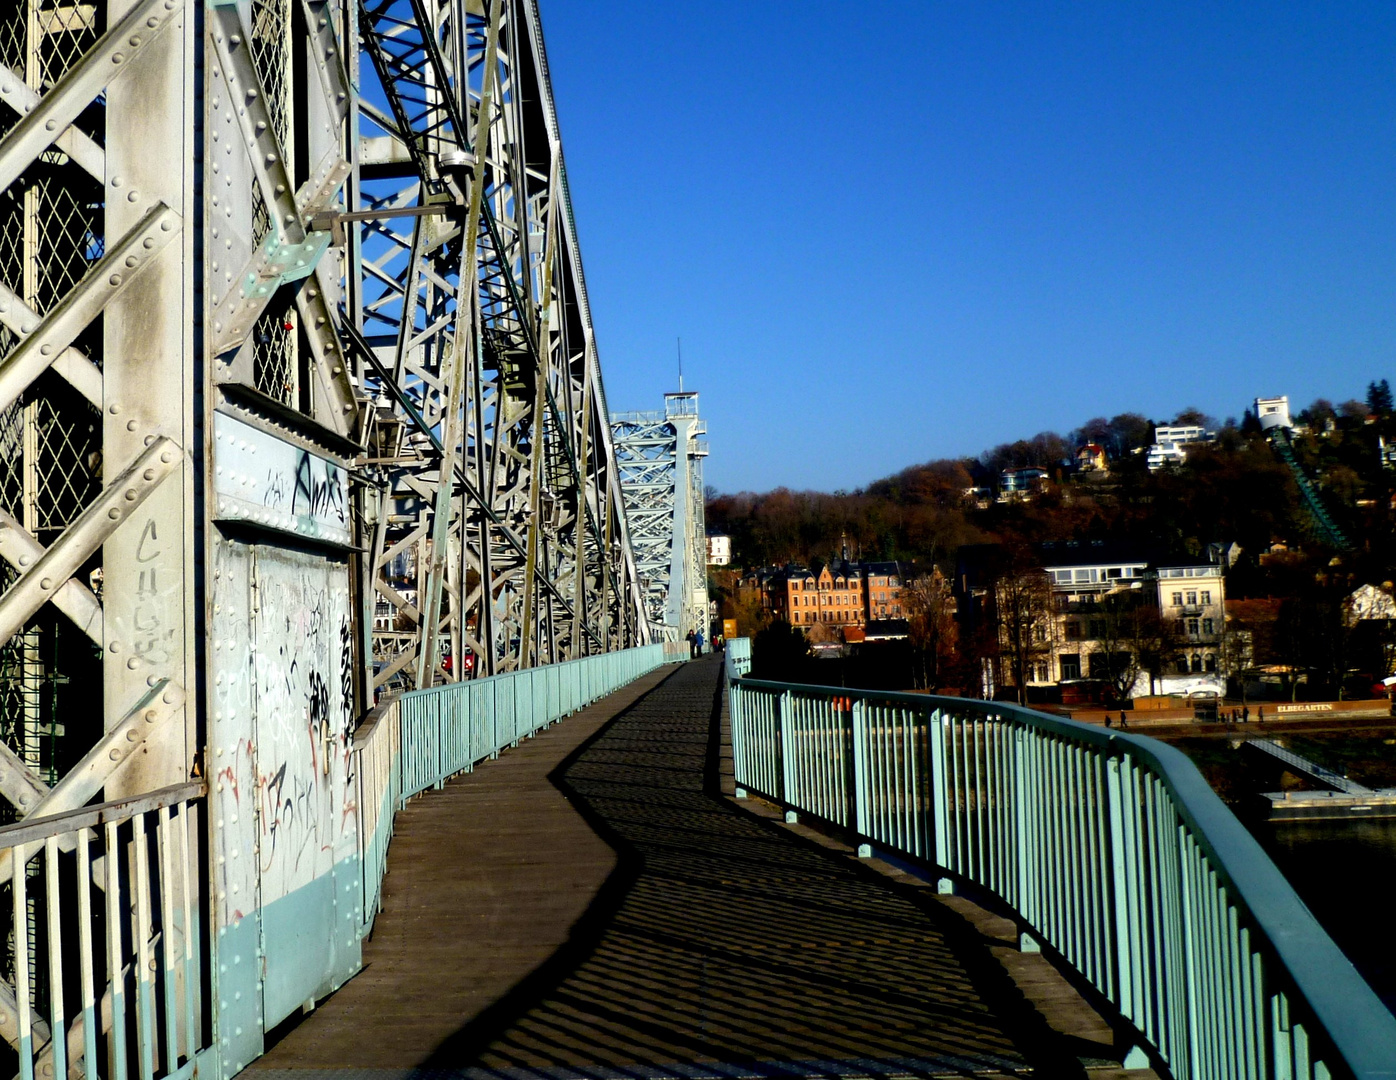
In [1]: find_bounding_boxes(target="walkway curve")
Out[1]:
[250,657,1123,1079]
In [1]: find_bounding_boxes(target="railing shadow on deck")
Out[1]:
[402,656,1110,1078]
[353,641,688,936]
[726,641,1396,1080]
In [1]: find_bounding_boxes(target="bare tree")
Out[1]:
[995,564,1054,705]
[1094,590,1177,704]
[905,569,959,690]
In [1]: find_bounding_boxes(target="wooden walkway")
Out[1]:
[249,657,1150,1079]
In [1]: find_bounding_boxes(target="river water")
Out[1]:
[1255,818,1396,1015]
[1174,732,1396,1016]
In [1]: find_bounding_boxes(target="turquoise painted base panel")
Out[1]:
[261,853,364,1031]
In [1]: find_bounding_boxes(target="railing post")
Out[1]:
[729,681,747,796]
[928,708,950,886]
[850,700,868,838]
[1106,756,1137,1021]
[778,690,794,807]
[1013,729,1034,926]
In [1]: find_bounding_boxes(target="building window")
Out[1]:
[1172,592,1183,606]
[1204,653,1217,672]
[1202,618,1214,635]
[1176,657,1188,674]
[1186,591,1197,606]
[1187,618,1200,637]
[1191,654,1203,673]
[1065,621,1081,640]
[1200,590,1211,605]
[1060,654,1081,680]
[1088,619,1106,639]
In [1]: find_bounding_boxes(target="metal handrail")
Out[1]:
[727,667,1396,1079]
[353,644,683,929]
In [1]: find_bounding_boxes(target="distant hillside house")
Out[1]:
[1346,584,1396,626]
[705,532,732,566]
[999,467,1048,499]
[1076,443,1108,472]
[1146,424,1215,471]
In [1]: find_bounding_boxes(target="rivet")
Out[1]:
[39,578,52,590]
[127,657,140,670]
[143,468,156,480]
[108,508,121,519]
[109,274,122,286]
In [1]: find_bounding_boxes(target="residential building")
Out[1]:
[1076,443,1108,472]
[1346,584,1396,625]
[1154,555,1226,693]
[999,467,1048,498]
[705,532,732,566]
[984,540,1228,698]
[1146,424,1215,471]
[753,559,908,629]
[1040,541,1152,691]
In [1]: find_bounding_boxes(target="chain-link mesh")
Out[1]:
[32,382,101,532]
[30,1,101,88]
[247,0,299,406]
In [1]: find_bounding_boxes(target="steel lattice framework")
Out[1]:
[0,1,650,1070]
[612,392,708,640]
[353,0,648,691]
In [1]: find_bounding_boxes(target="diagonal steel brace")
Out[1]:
[0,0,180,192]
[0,437,181,650]
[0,204,181,415]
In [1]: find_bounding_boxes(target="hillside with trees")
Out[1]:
[709,384,1396,694]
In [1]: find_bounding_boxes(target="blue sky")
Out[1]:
[541,2,1396,493]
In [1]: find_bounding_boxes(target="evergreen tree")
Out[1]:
[1365,378,1392,416]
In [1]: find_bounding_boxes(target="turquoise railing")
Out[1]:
[354,642,682,930]
[727,662,1396,1080]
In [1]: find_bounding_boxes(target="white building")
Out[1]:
[1255,395,1292,431]
[1154,557,1226,696]
[1031,542,1226,698]
[705,532,732,566]
[1146,424,1216,471]
[1345,584,1396,626]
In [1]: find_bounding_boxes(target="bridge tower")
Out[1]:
[612,391,709,641]
[0,0,649,1076]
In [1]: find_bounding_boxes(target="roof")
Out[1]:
[1036,540,1157,569]
[863,618,911,640]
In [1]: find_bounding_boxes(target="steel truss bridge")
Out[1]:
[0,0,656,1075]
[0,4,1391,1080]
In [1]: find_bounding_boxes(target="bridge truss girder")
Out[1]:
[0,0,646,1073]
[353,0,648,692]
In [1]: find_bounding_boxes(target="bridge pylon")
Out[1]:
[612,391,710,642]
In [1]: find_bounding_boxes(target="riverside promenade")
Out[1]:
[249,657,1151,1079]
